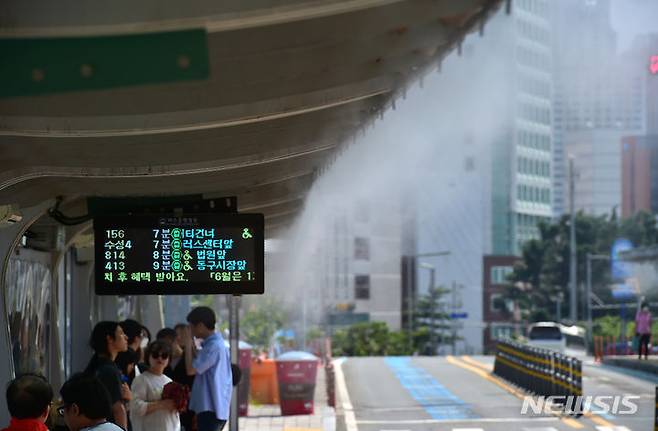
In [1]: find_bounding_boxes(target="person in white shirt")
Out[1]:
[129,340,180,431]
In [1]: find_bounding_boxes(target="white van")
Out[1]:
[527,322,587,356]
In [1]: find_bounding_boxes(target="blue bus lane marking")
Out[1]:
[384,357,478,420]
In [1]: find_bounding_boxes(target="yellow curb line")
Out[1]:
[583,411,614,427]
[460,355,493,371]
[456,356,617,429]
[445,355,584,429]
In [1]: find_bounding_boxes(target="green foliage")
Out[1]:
[333,322,428,356]
[306,326,324,342]
[505,211,658,321]
[241,298,287,353]
[332,287,453,356]
[412,286,452,355]
[593,315,658,339]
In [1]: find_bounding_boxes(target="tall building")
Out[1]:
[621,135,658,217]
[296,194,404,334]
[565,130,625,216]
[415,0,554,354]
[496,0,554,255]
[552,0,648,217]
[630,34,658,135]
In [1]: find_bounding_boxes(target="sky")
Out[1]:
[610,0,658,50]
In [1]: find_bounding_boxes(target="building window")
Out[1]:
[490,293,503,312]
[355,275,370,299]
[490,266,513,284]
[354,237,370,261]
[491,325,514,341]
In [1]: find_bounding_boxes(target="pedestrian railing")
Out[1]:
[493,340,582,407]
[593,335,634,361]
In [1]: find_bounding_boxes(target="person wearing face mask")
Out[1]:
[635,301,652,360]
[120,320,151,382]
[129,341,180,431]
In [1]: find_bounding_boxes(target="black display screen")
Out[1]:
[93,213,264,295]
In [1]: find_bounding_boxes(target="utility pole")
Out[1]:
[451,281,457,356]
[228,294,240,431]
[419,262,436,354]
[569,157,578,322]
[403,251,450,352]
[429,266,436,354]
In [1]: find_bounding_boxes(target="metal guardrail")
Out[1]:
[493,340,583,415]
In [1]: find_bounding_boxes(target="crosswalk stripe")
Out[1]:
[595,426,632,431]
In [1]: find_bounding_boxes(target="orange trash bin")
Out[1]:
[250,357,279,404]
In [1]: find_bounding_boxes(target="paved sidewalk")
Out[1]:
[236,365,336,431]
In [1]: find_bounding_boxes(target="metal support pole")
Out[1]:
[229,294,240,431]
[587,255,592,349]
[429,267,436,354]
[405,256,414,351]
[406,251,450,353]
[569,157,577,322]
[451,281,457,356]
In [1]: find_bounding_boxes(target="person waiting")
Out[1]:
[84,321,131,430]
[185,307,232,431]
[636,302,653,360]
[129,340,180,431]
[58,373,124,431]
[2,374,53,431]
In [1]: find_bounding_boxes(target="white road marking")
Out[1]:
[596,427,632,431]
[334,358,358,431]
[357,417,560,425]
[452,428,484,431]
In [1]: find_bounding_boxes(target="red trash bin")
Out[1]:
[275,351,319,416]
[238,341,252,416]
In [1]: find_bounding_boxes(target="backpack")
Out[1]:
[231,364,241,386]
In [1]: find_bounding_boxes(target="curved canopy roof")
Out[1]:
[1,0,504,236]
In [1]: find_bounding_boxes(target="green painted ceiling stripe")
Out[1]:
[0,29,209,98]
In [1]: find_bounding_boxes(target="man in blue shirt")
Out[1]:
[185,307,232,431]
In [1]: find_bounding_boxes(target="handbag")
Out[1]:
[162,381,190,412]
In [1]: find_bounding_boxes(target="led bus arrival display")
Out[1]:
[93,213,264,295]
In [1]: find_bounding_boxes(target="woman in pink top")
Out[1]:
[635,302,652,360]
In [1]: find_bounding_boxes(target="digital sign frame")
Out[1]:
[93,213,264,295]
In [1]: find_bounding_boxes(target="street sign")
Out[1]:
[94,213,264,295]
[611,238,634,281]
[1,29,209,98]
[450,312,468,319]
